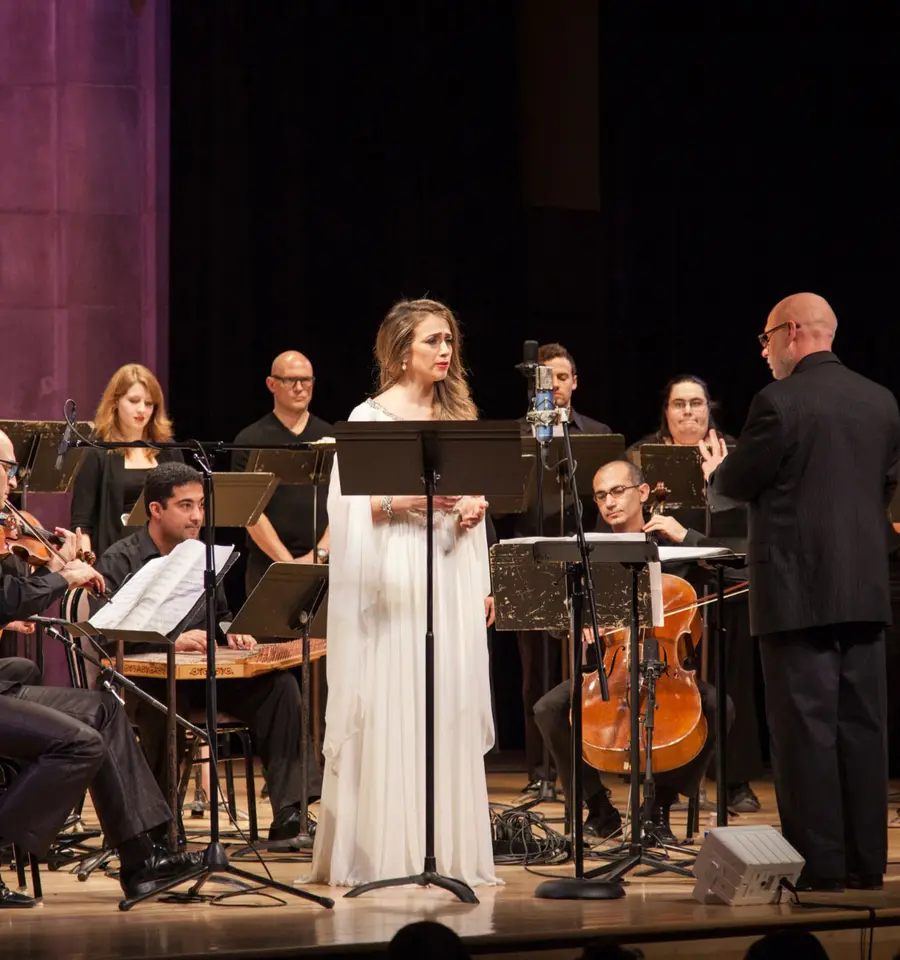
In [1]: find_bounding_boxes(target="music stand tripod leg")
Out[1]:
[344,470,477,905]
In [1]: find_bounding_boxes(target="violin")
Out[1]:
[0,500,106,597]
[581,573,707,775]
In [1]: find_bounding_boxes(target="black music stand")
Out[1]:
[126,473,278,527]
[0,418,92,504]
[527,535,662,899]
[226,561,328,857]
[243,444,334,564]
[336,419,522,904]
[638,444,707,515]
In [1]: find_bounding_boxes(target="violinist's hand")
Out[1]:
[60,559,105,593]
[54,527,82,564]
[484,596,495,628]
[457,496,488,530]
[642,514,688,544]
[226,634,257,651]
[699,429,728,480]
[3,620,35,635]
[175,630,207,654]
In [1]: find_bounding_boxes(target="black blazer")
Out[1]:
[70,446,184,558]
[710,352,900,636]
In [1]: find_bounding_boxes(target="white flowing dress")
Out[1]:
[309,399,499,887]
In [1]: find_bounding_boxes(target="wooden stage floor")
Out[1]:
[5,768,900,960]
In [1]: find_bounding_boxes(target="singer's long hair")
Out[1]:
[374,299,478,421]
[93,363,174,453]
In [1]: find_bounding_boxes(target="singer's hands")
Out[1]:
[175,630,207,654]
[457,496,488,529]
[392,495,462,515]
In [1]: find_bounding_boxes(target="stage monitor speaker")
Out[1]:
[692,825,804,906]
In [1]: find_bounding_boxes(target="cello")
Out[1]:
[580,482,707,775]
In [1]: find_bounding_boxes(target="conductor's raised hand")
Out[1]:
[699,429,729,480]
[175,629,207,654]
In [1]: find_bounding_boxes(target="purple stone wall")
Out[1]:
[0,0,169,678]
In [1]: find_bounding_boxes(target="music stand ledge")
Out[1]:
[126,472,278,527]
[336,419,523,904]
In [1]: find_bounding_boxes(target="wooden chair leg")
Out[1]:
[28,853,41,900]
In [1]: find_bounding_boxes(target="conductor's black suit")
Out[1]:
[710,351,900,880]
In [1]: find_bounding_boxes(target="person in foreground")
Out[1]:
[0,458,201,906]
[700,292,900,892]
[534,459,730,845]
[310,298,498,887]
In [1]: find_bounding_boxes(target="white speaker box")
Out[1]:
[692,825,805,905]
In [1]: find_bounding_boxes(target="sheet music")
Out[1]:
[90,539,234,638]
[657,546,733,562]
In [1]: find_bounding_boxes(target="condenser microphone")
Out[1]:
[55,419,75,473]
[533,364,554,443]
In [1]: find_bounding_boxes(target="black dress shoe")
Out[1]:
[0,878,36,908]
[267,806,317,843]
[646,804,679,847]
[521,778,541,795]
[119,847,204,900]
[727,783,761,813]
[847,873,883,890]
[795,874,845,893]
[583,806,622,842]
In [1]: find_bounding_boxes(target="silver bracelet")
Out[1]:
[380,495,394,520]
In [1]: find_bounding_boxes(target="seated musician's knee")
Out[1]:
[0,657,41,687]
[534,681,568,733]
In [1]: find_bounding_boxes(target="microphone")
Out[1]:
[515,339,539,377]
[55,419,75,472]
[533,364,554,443]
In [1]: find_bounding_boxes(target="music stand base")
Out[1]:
[118,842,334,911]
[586,846,695,883]
[344,870,478,904]
[534,876,624,900]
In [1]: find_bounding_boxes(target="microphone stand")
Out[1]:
[533,407,622,900]
[511,362,561,813]
[58,401,333,912]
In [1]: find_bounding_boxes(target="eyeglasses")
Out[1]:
[592,484,639,502]
[271,375,315,389]
[669,399,707,411]
[758,321,801,347]
[0,459,19,479]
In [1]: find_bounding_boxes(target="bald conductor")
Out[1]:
[232,351,332,593]
[699,293,900,892]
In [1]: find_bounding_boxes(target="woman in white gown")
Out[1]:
[310,298,499,888]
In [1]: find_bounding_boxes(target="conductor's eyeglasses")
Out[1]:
[271,376,315,389]
[592,484,638,502]
[758,321,801,347]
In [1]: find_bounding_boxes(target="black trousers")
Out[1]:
[0,680,171,855]
[759,623,887,878]
[534,677,732,808]
[132,671,322,815]
[517,631,562,781]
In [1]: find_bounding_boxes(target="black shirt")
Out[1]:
[231,412,332,567]
[122,467,152,515]
[0,567,68,691]
[96,526,231,652]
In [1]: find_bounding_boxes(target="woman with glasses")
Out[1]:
[626,375,764,815]
[70,364,182,559]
